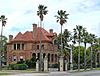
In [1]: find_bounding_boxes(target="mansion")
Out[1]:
[7,24,58,65]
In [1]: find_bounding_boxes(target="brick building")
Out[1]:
[7,24,58,65]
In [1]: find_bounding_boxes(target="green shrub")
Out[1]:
[49,63,59,68]
[25,60,36,68]
[17,60,25,64]
[10,63,28,70]
[9,63,15,70]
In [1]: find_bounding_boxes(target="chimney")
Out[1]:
[33,23,37,28]
[49,29,53,33]
[32,23,37,41]
[9,35,13,42]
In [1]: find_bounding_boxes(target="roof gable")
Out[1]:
[11,26,55,42]
[12,32,24,41]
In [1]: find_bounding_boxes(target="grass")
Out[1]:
[0,69,35,75]
[1,68,99,75]
[0,69,49,75]
[69,68,100,73]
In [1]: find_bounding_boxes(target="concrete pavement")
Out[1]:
[1,70,100,76]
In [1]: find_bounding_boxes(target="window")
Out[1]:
[14,44,16,50]
[20,56,23,61]
[22,44,24,50]
[51,54,54,62]
[55,54,57,62]
[48,54,50,62]
[42,45,44,50]
[13,55,16,61]
[17,44,20,50]
[37,45,39,49]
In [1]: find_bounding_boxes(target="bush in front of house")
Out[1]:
[49,63,59,68]
[9,56,36,69]
[25,56,36,68]
[9,63,15,70]
[17,60,25,64]
[25,60,36,68]
[10,63,28,70]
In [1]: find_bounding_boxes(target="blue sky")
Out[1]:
[0,0,100,38]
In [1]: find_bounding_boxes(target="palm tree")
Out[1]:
[55,10,69,71]
[55,10,69,55]
[91,37,100,68]
[88,33,96,70]
[63,29,72,46]
[96,38,100,67]
[73,25,83,71]
[0,36,7,66]
[0,15,7,70]
[82,28,89,70]
[37,4,48,71]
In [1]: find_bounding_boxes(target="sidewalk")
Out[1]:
[0,68,98,76]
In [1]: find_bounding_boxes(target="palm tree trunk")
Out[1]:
[59,25,64,71]
[61,25,63,55]
[78,41,80,71]
[0,25,3,70]
[99,53,100,68]
[95,52,97,69]
[84,43,86,70]
[39,20,43,71]
[90,43,93,70]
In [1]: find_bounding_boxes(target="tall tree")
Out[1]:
[91,37,100,68]
[82,28,89,70]
[63,29,72,47]
[55,10,69,56]
[88,33,96,70]
[37,5,48,22]
[37,4,48,71]
[63,29,72,67]
[56,29,71,61]
[73,25,83,71]
[0,36,7,65]
[0,15,7,70]
[95,38,100,68]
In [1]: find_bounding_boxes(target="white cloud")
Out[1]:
[0,0,100,38]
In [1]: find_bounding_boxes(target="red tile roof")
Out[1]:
[11,27,55,42]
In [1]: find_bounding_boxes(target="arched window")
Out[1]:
[48,53,50,62]
[51,54,54,62]
[20,56,23,61]
[55,54,57,62]
[13,55,16,61]
[43,53,46,58]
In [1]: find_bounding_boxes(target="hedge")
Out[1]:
[10,63,28,70]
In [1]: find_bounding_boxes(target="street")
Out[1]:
[6,70,100,76]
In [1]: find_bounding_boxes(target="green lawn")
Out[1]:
[0,69,35,75]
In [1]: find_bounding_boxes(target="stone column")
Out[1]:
[59,56,63,71]
[20,44,22,50]
[44,56,48,71]
[65,60,68,71]
[36,53,39,72]
[16,44,17,50]
[36,60,39,72]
